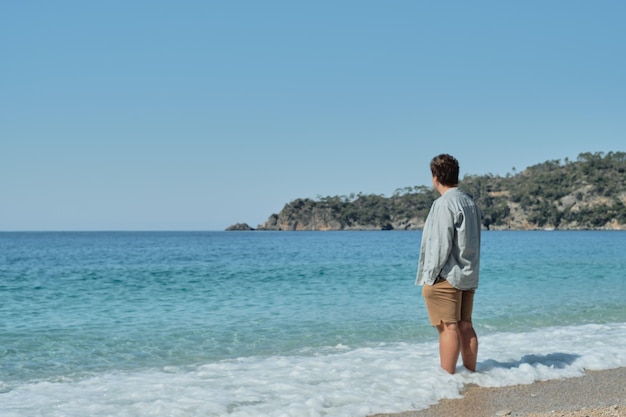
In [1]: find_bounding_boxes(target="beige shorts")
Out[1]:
[422,280,475,326]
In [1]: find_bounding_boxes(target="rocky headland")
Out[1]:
[228,152,626,231]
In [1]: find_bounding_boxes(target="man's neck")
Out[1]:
[436,184,457,196]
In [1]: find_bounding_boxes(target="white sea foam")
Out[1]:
[2,322,626,417]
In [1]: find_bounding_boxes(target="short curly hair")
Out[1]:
[430,154,459,187]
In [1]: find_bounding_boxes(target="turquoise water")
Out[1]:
[1,231,625,416]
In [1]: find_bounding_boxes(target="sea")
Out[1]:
[1,231,625,417]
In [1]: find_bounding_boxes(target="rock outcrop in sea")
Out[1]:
[225,223,255,231]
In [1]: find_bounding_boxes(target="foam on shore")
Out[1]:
[2,323,626,417]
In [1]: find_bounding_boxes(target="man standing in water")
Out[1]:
[416,154,481,374]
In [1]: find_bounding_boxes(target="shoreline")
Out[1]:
[369,367,625,417]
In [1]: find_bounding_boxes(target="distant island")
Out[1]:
[227,151,626,231]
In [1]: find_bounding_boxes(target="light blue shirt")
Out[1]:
[415,187,481,290]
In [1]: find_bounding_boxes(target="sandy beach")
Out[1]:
[370,367,625,417]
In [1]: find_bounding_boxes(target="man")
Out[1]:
[416,154,481,374]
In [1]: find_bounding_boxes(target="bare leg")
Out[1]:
[459,320,478,372]
[437,321,460,374]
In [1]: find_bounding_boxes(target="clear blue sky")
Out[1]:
[2,1,625,231]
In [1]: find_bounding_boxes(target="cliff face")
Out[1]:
[233,152,626,231]
[260,210,344,231]
[258,209,426,231]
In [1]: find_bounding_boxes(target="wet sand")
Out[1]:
[369,367,625,417]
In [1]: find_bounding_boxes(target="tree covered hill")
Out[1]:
[227,151,626,231]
